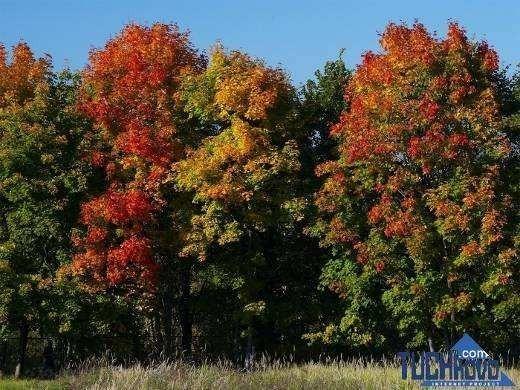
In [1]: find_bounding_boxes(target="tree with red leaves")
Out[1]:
[68,24,205,356]
[311,23,517,351]
[71,23,202,291]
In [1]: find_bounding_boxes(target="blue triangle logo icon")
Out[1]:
[448,333,514,387]
[452,333,488,358]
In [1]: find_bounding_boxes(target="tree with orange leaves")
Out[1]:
[177,47,298,258]
[176,47,302,363]
[311,23,518,352]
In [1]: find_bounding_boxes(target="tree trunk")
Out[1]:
[179,262,192,359]
[428,336,435,353]
[427,324,436,353]
[14,322,28,379]
[450,311,455,346]
[42,340,55,379]
[244,324,255,370]
[161,291,174,358]
[152,314,165,358]
[0,341,5,378]
[443,238,455,346]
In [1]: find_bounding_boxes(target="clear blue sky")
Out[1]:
[0,0,518,85]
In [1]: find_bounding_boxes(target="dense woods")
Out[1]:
[0,21,518,378]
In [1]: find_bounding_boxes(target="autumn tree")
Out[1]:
[0,44,91,377]
[176,47,305,362]
[312,23,518,352]
[69,23,204,356]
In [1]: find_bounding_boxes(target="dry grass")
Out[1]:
[1,359,519,389]
[65,360,416,390]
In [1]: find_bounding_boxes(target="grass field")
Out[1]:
[0,360,518,389]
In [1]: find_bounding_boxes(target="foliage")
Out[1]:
[70,23,204,293]
[176,47,300,260]
[299,53,351,168]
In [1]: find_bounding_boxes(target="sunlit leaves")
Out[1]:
[175,48,299,260]
[0,42,49,108]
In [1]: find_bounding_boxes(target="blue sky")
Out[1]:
[0,1,518,85]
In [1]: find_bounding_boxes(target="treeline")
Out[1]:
[0,22,519,377]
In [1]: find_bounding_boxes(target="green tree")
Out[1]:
[0,44,92,377]
[299,53,351,169]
